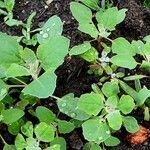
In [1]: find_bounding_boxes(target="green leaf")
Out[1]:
[111,55,137,69]
[6,63,30,78]
[78,23,99,38]
[106,110,122,130]
[104,136,120,146]
[106,95,118,108]
[37,15,63,44]
[78,93,104,116]
[69,42,91,56]
[3,144,16,150]
[0,32,21,68]
[51,137,66,150]
[57,94,90,121]
[96,7,127,31]
[123,116,139,133]
[131,40,144,55]
[21,121,33,138]
[80,47,99,62]
[34,122,55,142]
[15,133,27,150]
[112,37,136,56]
[82,119,110,143]
[26,137,41,150]
[102,81,119,97]
[70,2,92,23]
[37,36,69,71]
[20,48,37,64]
[118,95,135,114]
[80,0,100,11]
[57,120,75,134]
[1,108,24,124]
[4,0,15,12]
[36,106,56,124]
[45,145,60,150]
[136,86,150,105]
[124,75,147,81]
[22,69,57,98]
[8,122,20,135]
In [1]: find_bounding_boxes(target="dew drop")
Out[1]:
[98,136,103,141]
[42,33,49,38]
[46,28,50,32]
[40,31,44,34]
[52,23,56,26]
[71,113,76,118]
[61,103,66,107]
[106,130,110,134]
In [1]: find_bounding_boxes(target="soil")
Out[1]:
[0,0,150,149]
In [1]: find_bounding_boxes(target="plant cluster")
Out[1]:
[0,0,150,150]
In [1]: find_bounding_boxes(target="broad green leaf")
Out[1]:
[79,23,99,38]
[45,145,60,150]
[36,106,56,124]
[124,75,147,81]
[6,63,30,78]
[1,108,24,124]
[34,122,55,142]
[57,120,75,134]
[3,144,16,150]
[26,137,41,150]
[106,95,118,108]
[22,69,57,98]
[123,116,139,133]
[21,121,33,138]
[104,136,120,146]
[8,122,20,135]
[106,110,122,130]
[119,80,138,100]
[0,1,6,8]
[80,47,99,62]
[57,94,90,121]
[144,107,150,121]
[83,142,102,150]
[4,0,15,12]
[96,7,127,31]
[136,86,150,105]
[141,61,150,71]
[37,15,63,44]
[78,93,104,116]
[131,40,144,55]
[102,81,119,97]
[0,32,22,68]
[15,133,27,150]
[37,36,69,71]
[80,0,100,11]
[111,55,137,69]
[20,48,37,64]
[82,119,110,143]
[51,137,66,150]
[70,2,92,23]
[112,37,136,56]
[118,95,135,114]
[69,42,91,56]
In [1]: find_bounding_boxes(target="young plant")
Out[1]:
[0,0,23,26]
[57,80,139,149]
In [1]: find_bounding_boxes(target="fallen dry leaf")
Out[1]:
[127,125,150,145]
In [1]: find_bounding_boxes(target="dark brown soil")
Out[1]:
[0,0,150,149]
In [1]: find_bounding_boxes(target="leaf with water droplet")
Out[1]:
[37,15,63,44]
[57,94,90,121]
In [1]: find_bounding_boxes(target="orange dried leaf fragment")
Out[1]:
[127,125,150,145]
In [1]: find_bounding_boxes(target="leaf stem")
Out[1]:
[13,77,27,85]
[0,134,7,145]
[9,85,26,88]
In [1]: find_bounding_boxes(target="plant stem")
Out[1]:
[9,85,26,88]
[0,134,7,145]
[50,95,61,101]
[13,77,27,85]
[105,37,113,42]
[0,9,7,15]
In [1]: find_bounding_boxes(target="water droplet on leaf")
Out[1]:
[42,33,49,38]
